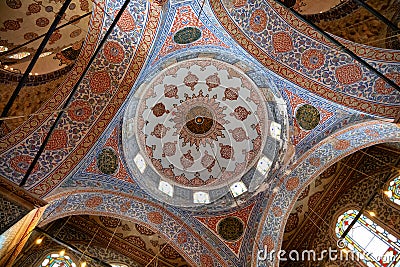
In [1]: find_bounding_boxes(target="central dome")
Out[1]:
[135,59,267,189]
[121,57,287,209]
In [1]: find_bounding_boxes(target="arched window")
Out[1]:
[386,176,400,206]
[335,209,400,267]
[40,253,76,267]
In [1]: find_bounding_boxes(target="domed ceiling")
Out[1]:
[0,0,91,75]
[123,58,287,208]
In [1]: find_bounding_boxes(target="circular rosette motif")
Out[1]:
[135,59,268,189]
[249,9,267,33]
[301,49,325,70]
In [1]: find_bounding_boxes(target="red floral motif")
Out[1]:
[177,231,188,244]
[36,17,49,27]
[184,71,199,90]
[163,167,174,178]
[79,0,89,12]
[262,236,275,252]
[70,29,82,38]
[160,244,181,259]
[285,177,300,191]
[200,254,214,267]
[272,206,283,217]
[120,201,131,212]
[1,19,22,31]
[229,127,249,142]
[151,158,163,172]
[10,155,39,174]
[249,9,267,33]
[147,211,163,224]
[174,174,190,185]
[67,100,92,122]
[85,196,103,208]
[233,0,247,7]
[206,73,220,90]
[374,73,400,94]
[364,129,380,137]
[151,124,170,138]
[164,84,178,98]
[254,123,262,135]
[124,235,146,249]
[285,212,299,233]
[191,177,206,186]
[146,145,153,157]
[45,130,68,150]
[116,10,135,32]
[69,15,81,25]
[219,144,235,160]
[151,102,169,117]
[333,139,350,150]
[201,151,215,172]
[301,49,325,70]
[6,0,22,9]
[252,135,262,152]
[153,0,168,6]
[24,32,38,40]
[180,150,194,169]
[135,223,155,235]
[231,106,251,121]
[309,157,321,167]
[49,30,62,44]
[272,32,293,53]
[245,149,257,163]
[298,185,310,200]
[90,71,111,94]
[162,141,177,157]
[223,87,239,100]
[335,64,362,85]
[27,3,41,15]
[103,41,125,64]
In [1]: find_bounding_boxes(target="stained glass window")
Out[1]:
[40,254,76,267]
[335,209,400,267]
[387,176,400,206]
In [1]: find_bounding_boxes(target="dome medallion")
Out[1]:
[123,58,270,208]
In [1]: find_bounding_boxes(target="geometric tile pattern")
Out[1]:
[0,195,27,235]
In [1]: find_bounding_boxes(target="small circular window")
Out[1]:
[173,27,201,44]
